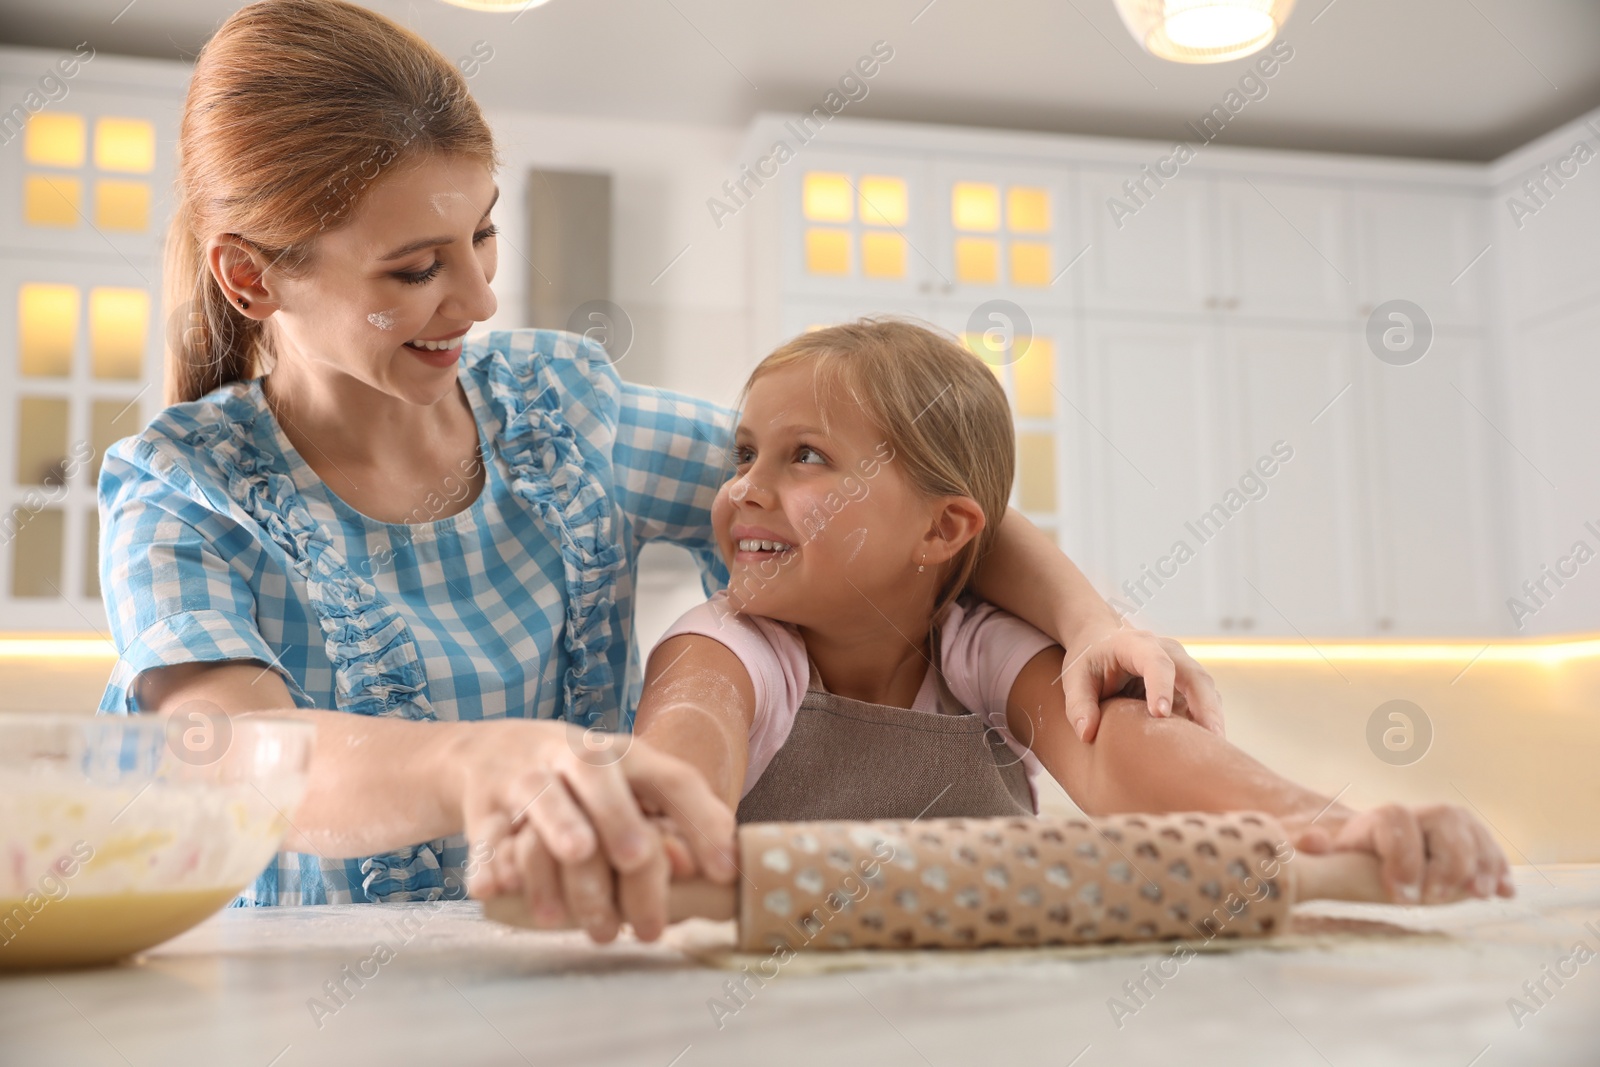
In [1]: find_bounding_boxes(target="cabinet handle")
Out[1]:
[1376,617,1393,631]
[918,281,933,294]
[941,282,954,295]
[1226,297,1240,311]
[1220,617,1234,630]
[1204,297,1219,310]
[1240,617,1254,629]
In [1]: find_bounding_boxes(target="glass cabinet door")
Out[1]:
[929,160,1079,312]
[934,302,1075,548]
[1,88,169,263]
[783,152,936,302]
[0,69,176,632]
[0,260,156,629]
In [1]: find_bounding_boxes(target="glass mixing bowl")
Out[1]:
[0,712,316,969]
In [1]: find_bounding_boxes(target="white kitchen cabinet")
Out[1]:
[1080,316,1230,635]
[932,302,1074,544]
[1352,187,1491,328]
[782,150,936,305]
[925,160,1078,310]
[740,113,1523,638]
[1080,317,1382,638]
[1500,165,1600,324]
[0,47,185,633]
[1500,300,1600,636]
[1358,334,1500,634]
[1077,167,1213,317]
[1213,177,1355,322]
[1220,323,1373,636]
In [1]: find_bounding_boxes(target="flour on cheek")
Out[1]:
[367,307,401,331]
[844,526,867,564]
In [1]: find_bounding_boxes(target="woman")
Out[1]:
[97,0,1222,944]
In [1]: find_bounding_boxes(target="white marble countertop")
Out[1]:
[3,865,1598,1067]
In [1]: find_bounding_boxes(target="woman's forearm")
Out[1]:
[138,660,465,856]
[245,707,468,856]
[971,507,1119,647]
[1083,697,1353,835]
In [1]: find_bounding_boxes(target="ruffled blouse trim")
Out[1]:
[178,386,447,902]
[479,335,629,732]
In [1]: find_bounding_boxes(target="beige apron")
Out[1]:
[734,636,1034,824]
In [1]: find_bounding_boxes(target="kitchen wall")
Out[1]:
[477,107,754,405]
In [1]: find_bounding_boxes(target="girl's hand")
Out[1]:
[1059,622,1225,743]
[1291,803,1515,904]
[454,721,738,943]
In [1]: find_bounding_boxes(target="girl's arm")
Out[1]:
[972,507,1225,742]
[632,633,758,812]
[1003,646,1513,904]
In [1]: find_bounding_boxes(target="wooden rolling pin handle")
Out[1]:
[1289,849,1390,904]
[665,878,737,923]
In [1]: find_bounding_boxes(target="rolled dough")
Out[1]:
[664,912,1450,974]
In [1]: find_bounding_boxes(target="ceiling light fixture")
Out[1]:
[1113,0,1296,64]
[437,0,552,12]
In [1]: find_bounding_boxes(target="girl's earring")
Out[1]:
[918,552,926,574]
[237,297,249,309]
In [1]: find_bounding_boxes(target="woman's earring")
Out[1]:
[918,552,926,574]
[237,297,249,309]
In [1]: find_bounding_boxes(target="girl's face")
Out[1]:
[213,153,500,406]
[711,360,979,629]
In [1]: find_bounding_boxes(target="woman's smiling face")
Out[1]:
[711,360,940,628]
[215,153,500,405]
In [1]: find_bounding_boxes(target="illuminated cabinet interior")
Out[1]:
[742,113,1517,639]
[801,169,912,282]
[0,46,187,633]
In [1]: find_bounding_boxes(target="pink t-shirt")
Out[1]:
[654,590,1059,812]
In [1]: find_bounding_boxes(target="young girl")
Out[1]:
[633,318,1514,906]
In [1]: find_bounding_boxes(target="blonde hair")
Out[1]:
[744,317,1015,618]
[163,0,502,404]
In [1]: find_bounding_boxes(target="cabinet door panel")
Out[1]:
[1078,169,1212,315]
[1508,302,1600,635]
[782,151,935,302]
[1500,151,1600,323]
[1354,188,1489,328]
[1082,317,1226,634]
[1361,335,1499,633]
[926,160,1078,308]
[0,83,175,263]
[927,302,1076,541]
[1215,177,1354,321]
[1225,325,1370,635]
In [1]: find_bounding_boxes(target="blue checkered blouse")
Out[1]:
[96,328,734,906]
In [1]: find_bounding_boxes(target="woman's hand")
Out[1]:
[1290,803,1515,904]
[1059,622,1225,743]
[452,721,737,944]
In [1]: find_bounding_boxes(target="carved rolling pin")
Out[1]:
[484,811,1389,951]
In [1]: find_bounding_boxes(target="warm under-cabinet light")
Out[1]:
[1185,635,1600,669]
